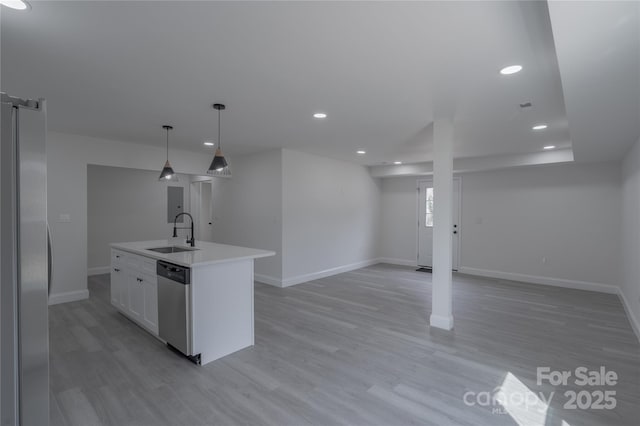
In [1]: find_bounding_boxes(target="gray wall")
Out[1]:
[47,131,211,302]
[282,149,381,283]
[210,148,382,286]
[622,137,640,337]
[210,149,283,281]
[87,165,191,269]
[459,162,621,287]
[380,161,622,288]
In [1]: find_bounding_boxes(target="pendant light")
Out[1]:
[207,103,228,173]
[159,125,178,181]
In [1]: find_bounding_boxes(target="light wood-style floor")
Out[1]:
[49,264,640,426]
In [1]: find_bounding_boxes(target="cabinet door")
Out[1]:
[118,276,128,310]
[128,272,145,323]
[112,250,129,310]
[110,265,125,308]
[141,273,158,335]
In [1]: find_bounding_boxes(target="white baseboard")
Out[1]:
[254,273,283,288]
[281,259,380,287]
[457,266,619,295]
[255,259,380,288]
[377,257,417,267]
[48,289,89,305]
[617,289,640,343]
[430,314,454,330]
[88,266,110,276]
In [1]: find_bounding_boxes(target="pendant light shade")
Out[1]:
[159,125,178,181]
[159,160,175,181]
[210,148,228,170]
[207,103,229,174]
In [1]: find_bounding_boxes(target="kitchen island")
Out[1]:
[110,239,275,365]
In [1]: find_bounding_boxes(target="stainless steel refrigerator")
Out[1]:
[1,92,50,426]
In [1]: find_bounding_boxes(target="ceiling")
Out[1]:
[548,0,639,162]
[0,1,635,167]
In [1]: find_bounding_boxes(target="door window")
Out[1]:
[425,188,434,227]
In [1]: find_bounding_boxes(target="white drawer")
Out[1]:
[126,255,141,270]
[140,258,156,275]
[122,253,156,275]
[111,249,127,264]
[112,249,156,277]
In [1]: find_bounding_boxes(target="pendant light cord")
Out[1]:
[166,128,169,161]
[217,109,222,150]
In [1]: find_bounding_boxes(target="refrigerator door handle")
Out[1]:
[47,224,53,296]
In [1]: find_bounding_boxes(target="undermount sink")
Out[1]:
[146,246,200,254]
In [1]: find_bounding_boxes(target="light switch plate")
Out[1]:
[58,213,71,223]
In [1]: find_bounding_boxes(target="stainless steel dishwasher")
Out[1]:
[157,261,197,362]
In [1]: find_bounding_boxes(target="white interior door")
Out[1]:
[190,180,214,242]
[198,182,214,242]
[417,178,461,270]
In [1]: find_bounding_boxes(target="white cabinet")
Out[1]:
[110,251,127,310]
[141,272,158,333]
[111,249,158,335]
[110,264,125,307]
[127,271,145,323]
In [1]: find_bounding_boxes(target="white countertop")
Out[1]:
[111,239,275,268]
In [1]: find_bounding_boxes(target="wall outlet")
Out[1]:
[58,213,71,223]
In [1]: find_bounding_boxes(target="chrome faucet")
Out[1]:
[173,212,195,247]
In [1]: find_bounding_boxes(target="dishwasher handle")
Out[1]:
[157,261,191,284]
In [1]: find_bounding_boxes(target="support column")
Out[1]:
[430,118,454,330]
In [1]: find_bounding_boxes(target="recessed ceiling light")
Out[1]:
[394,161,402,165]
[203,141,214,146]
[543,145,556,150]
[0,0,29,10]
[499,65,522,75]
[313,113,327,119]
[532,124,548,130]
[356,150,366,155]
